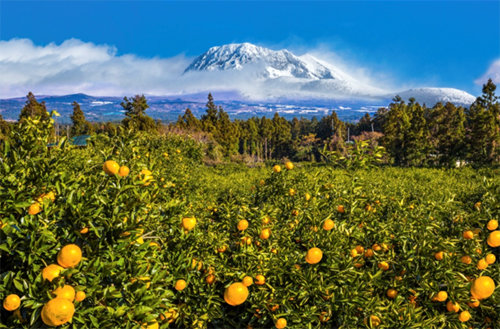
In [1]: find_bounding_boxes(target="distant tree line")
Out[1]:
[1,80,498,167]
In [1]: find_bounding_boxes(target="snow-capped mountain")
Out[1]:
[184,43,476,105]
[392,88,477,106]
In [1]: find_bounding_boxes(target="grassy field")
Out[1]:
[1,125,499,328]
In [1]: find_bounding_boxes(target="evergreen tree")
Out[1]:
[177,108,201,131]
[19,92,50,122]
[70,101,92,136]
[201,93,218,133]
[121,95,157,132]
[0,114,10,140]
[465,79,500,164]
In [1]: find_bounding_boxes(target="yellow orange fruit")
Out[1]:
[305,247,323,264]
[272,165,281,173]
[224,282,249,306]
[364,249,374,258]
[378,261,389,271]
[57,244,82,268]
[237,219,249,231]
[242,276,253,287]
[260,228,271,240]
[182,217,196,231]
[446,300,460,313]
[355,245,365,254]
[460,255,472,264]
[275,318,287,328]
[174,279,187,291]
[386,289,398,299]
[3,294,20,311]
[28,202,41,215]
[103,160,120,175]
[337,205,345,213]
[52,285,75,302]
[486,253,496,264]
[79,227,89,234]
[471,276,495,300]
[463,230,474,239]
[305,193,311,201]
[255,275,266,285]
[41,297,75,327]
[434,291,448,302]
[372,243,382,251]
[487,230,500,247]
[284,161,294,170]
[118,166,130,177]
[206,274,216,285]
[42,264,64,282]
[369,315,381,327]
[434,251,444,261]
[467,298,480,308]
[75,291,86,302]
[458,311,471,322]
[477,258,488,270]
[487,219,498,231]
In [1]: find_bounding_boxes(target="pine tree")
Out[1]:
[121,95,157,132]
[177,108,201,131]
[70,101,92,136]
[201,93,218,133]
[19,92,50,122]
[0,114,10,140]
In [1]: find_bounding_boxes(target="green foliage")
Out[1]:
[321,140,386,170]
[70,102,93,137]
[121,95,157,133]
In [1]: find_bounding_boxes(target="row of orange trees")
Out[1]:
[0,114,499,328]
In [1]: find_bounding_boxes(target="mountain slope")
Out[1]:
[184,43,476,104]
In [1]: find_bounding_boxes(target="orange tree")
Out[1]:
[0,115,499,328]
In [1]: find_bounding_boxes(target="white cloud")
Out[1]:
[475,59,500,86]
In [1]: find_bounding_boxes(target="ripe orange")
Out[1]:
[79,227,89,234]
[284,161,294,170]
[305,247,323,264]
[175,279,187,291]
[224,282,249,306]
[57,244,82,268]
[217,245,227,253]
[3,294,20,311]
[434,291,448,302]
[350,249,359,258]
[364,249,374,258]
[305,193,311,201]
[272,165,281,173]
[386,289,398,299]
[467,298,480,308]
[446,301,460,312]
[237,219,249,231]
[52,285,76,302]
[28,202,41,215]
[118,165,130,177]
[487,230,500,247]
[486,254,496,264]
[369,315,381,327]
[337,205,345,213]
[288,188,296,196]
[463,230,474,239]
[460,255,472,264]
[378,261,389,271]
[355,245,365,254]
[471,276,495,300]
[477,258,488,270]
[103,160,120,175]
[41,297,75,327]
[275,318,287,328]
[372,243,382,252]
[487,219,498,231]
[434,251,444,261]
[262,216,271,224]
[242,276,253,287]
[458,310,471,322]
[206,274,216,285]
[182,217,196,231]
[42,264,64,282]
[75,291,86,302]
[255,275,266,285]
[260,228,271,240]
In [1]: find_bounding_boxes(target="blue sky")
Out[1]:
[0,0,499,97]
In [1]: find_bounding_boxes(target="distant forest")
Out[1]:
[0,79,499,167]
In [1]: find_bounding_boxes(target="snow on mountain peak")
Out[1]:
[184,43,336,80]
[394,87,476,106]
